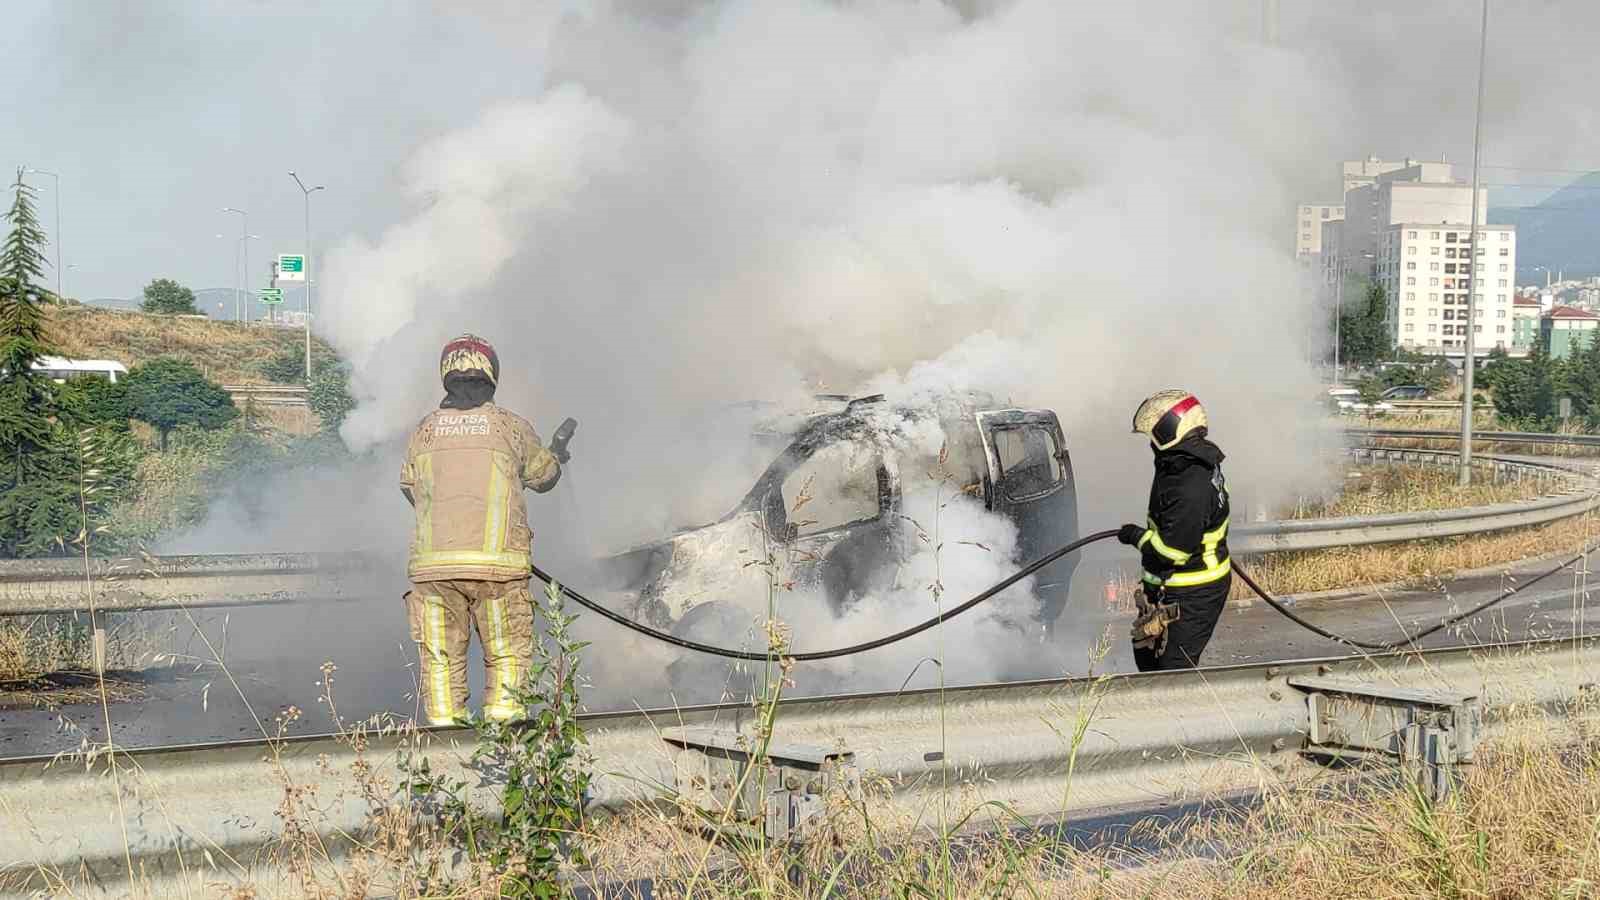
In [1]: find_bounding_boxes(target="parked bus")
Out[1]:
[31,356,130,384]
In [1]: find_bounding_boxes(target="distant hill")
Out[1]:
[82,288,240,318]
[1493,172,1600,280]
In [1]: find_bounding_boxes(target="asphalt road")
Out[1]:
[1,542,1594,760]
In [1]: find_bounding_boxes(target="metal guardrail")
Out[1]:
[1233,446,1600,553]
[221,383,310,407]
[0,442,1593,615]
[1350,427,1600,448]
[1,635,1593,896]
[0,552,383,615]
[1388,399,1478,411]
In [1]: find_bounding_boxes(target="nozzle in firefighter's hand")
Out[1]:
[1130,588,1180,654]
[1116,523,1145,546]
[550,417,578,464]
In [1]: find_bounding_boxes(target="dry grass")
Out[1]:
[0,617,96,682]
[1357,413,1600,457]
[0,613,170,687]
[1134,715,1600,899]
[1235,508,1600,598]
[44,302,336,385]
[256,403,316,435]
[1282,463,1547,520]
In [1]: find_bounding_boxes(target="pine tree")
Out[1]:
[1494,344,1556,426]
[0,167,55,372]
[0,169,71,557]
[0,169,57,477]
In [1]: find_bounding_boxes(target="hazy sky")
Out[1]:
[2,1,552,303]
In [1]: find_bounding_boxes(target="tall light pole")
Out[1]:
[1333,283,1343,386]
[23,168,61,299]
[1459,0,1489,487]
[223,207,248,323]
[289,172,325,380]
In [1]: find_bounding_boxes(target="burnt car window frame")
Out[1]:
[991,425,1064,501]
[748,415,895,541]
[775,441,890,539]
[976,410,1069,505]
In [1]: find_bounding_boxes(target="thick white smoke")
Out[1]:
[297,1,1362,696]
[319,2,1345,553]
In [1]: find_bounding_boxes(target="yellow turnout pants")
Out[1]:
[406,578,534,726]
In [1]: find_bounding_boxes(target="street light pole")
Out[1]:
[23,168,61,299]
[289,172,325,380]
[223,207,248,322]
[1334,289,1343,385]
[1459,0,1489,487]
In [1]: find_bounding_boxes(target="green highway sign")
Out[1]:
[257,288,284,304]
[276,253,306,282]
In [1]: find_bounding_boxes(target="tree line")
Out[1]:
[1477,341,1600,429]
[1335,279,1600,430]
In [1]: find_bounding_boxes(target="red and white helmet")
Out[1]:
[439,333,499,387]
[1132,390,1207,451]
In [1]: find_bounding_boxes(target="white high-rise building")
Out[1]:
[1377,224,1517,356]
[1329,161,1488,312]
[1295,202,1344,262]
[1341,156,1417,194]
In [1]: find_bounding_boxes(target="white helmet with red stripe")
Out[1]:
[1132,390,1207,451]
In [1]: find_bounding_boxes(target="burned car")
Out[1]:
[600,391,1080,671]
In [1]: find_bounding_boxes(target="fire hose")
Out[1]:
[530,527,1600,662]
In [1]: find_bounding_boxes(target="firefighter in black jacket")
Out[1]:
[1117,390,1231,671]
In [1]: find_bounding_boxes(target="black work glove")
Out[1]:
[549,417,578,465]
[1117,523,1146,547]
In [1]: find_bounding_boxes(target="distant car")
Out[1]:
[1380,385,1430,400]
[1339,400,1394,415]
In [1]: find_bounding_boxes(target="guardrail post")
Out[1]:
[1290,676,1480,803]
[660,726,858,842]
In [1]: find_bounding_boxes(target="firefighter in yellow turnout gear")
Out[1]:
[400,334,573,725]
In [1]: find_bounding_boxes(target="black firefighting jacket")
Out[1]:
[1137,431,1231,590]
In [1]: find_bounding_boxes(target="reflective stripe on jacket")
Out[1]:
[1138,433,1231,590]
[400,402,561,582]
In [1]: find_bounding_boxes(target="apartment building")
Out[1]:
[1295,202,1344,260]
[1297,158,1407,268]
[1329,162,1490,318]
[1377,224,1517,355]
[1512,296,1542,355]
[1542,306,1600,359]
[1341,156,1415,194]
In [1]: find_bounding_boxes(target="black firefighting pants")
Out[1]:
[1132,572,1231,672]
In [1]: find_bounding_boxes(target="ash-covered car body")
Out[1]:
[601,391,1080,653]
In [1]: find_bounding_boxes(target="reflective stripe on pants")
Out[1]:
[406,578,535,726]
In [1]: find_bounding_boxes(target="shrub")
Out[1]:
[124,357,238,450]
